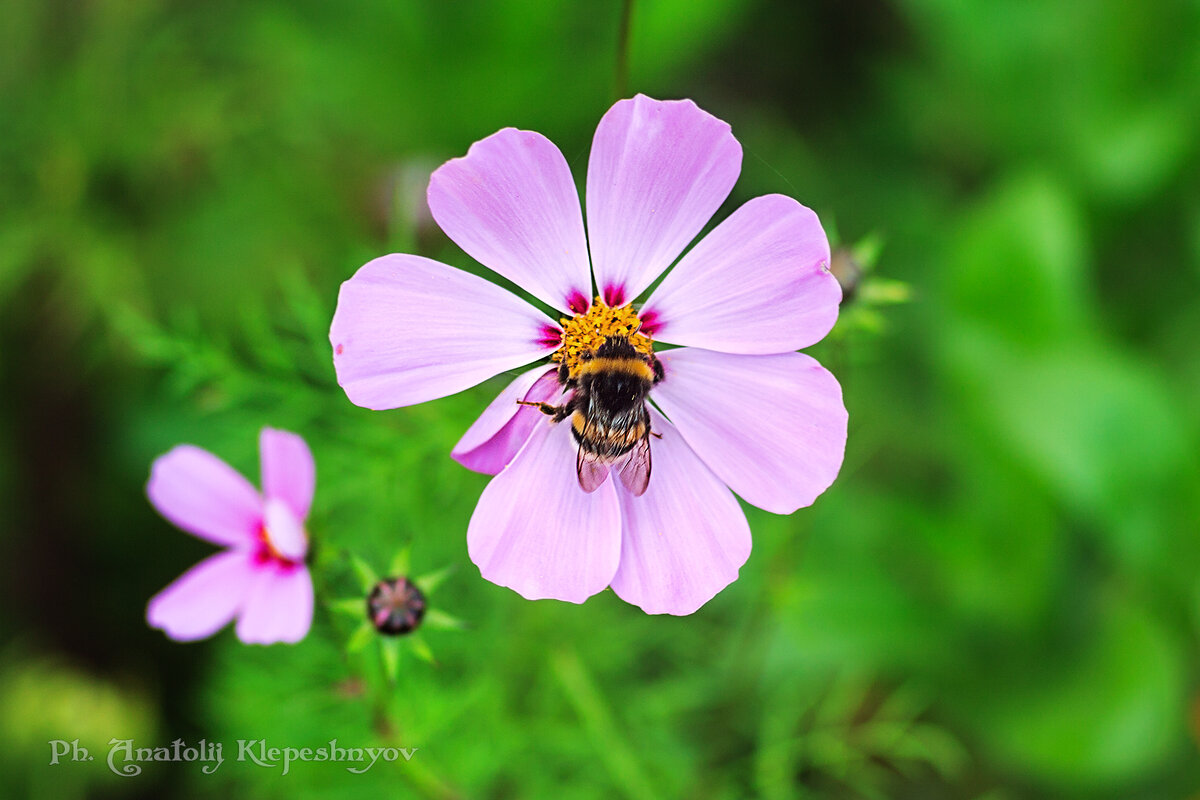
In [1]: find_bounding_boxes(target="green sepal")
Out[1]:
[387,545,412,579]
[380,637,401,683]
[408,633,436,666]
[414,563,456,595]
[349,553,378,592]
[423,608,468,631]
[328,597,367,618]
[345,622,375,654]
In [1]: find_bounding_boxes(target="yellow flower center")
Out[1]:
[552,297,654,380]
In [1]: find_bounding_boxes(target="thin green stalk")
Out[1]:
[551,648,657,800]
[615,0,634,99]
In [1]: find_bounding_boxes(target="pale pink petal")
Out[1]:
[610,411,751,615]
[330,254,559,410]
[259,428,315,520]
[651,349,847,514]
[452,366,559,475]
[234,564,314,645]
[641,194,841,353]
[427,128,592,313]
[262,498,307,562]
[147,445,262,547]
[586,95,742,305]
[467,422,621,603]
[146,550,257,641]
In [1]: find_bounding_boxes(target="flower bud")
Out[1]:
[365,577,426,635]
[829,247,863,305]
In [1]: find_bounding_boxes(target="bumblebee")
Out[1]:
[520,336,663,495]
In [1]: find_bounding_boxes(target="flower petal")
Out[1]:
[262,498,307,562]
[641,194,841,353]
[427,128,592,313]
[146,550,256,641]
[586,95,742,305]
[330,254,559,410]
[651,349,847,514]
[610,412,751,615]
[235,564,314,645]
[467,421,621,603]
[452,366,560,475]
[147,445,262,547]
[259,428,315,521]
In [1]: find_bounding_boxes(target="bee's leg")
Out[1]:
[517,395,577,423]
[638,404,661,438]
[557,363,572,385]
[516,400,562,417]
[650,354,665,385]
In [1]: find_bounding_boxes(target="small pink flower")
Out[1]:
[146,428,315,644]
[331,95,847,614]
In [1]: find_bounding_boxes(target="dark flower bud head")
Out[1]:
[366,577,426,636]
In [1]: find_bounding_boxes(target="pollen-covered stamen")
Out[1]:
[551,296,654,380]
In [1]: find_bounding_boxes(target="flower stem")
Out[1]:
[615,0,634,99]
[551,648,657,800]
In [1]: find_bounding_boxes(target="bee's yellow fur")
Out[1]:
[575,357,655,382]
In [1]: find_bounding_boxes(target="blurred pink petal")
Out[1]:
[259,427,315,520]
[331,254,558,410]
[468,422,621,603]
[610,412,751,615]
[146,550,256,641]
[147,430,317,643]
[586,94,741,305]
[643,194,841,353]
[652,349,847,514]
[261,498,307,562]
[147,445,262,547]
[428,128,592,313]
[452,367,559,475]
[235,564,314,645]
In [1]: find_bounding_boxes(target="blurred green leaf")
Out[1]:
[966,597,1186,785]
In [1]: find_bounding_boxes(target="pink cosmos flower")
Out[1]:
[330,95,847,615]
[146,428,315,644]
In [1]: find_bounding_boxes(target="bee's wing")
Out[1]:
[616,434,652,496]
[575,415,610,493]
[577,456,611,493]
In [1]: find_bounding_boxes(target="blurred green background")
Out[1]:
[3,0,1200,797]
